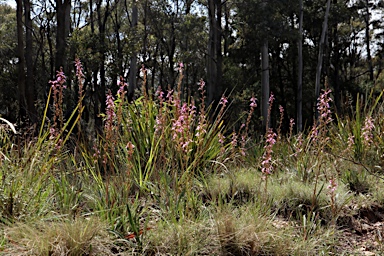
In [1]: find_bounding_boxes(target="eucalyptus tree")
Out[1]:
[0,4,18,121]
[55,0,71,75]
[233,0,299,129]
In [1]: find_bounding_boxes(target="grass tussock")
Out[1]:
[2,218,113,255]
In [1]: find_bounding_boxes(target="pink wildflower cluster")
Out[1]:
[75,59,85,137]
[317,89,333,125]
[231,131,238,153]
[294,133,303,158]
[116,76,128,125]
[266,92,275,129]
[362,116,374,147]
[50,68,67,133]
[328,177,338,226]
[172,102,196,152]
[239,96,258,157]
[311,88,333,141]
[117,76,128,98]
[178,62,184,73]
[261,129,277,176]
[92,144,101,163]
[154,87,166,136]
[289,118,295,139]
[277,105,284,139]
[197,79,208,137]
[327,178,338,193]
[75,58,84,97]
[104,90,116,141]
[347,134,355,151]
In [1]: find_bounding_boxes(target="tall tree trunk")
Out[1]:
[332,0,341,114]
[297,0,303,132]
[24,0,38,123]
[207,0,223,105]
[128,1,138,101]
[261,39,270,130]
[315,0,331,118]
[55,0,71,74]
[94,0,110,131]
[364,0,374,81]
[16,0,27,122]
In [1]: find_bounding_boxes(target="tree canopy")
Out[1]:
[0,0,383,133]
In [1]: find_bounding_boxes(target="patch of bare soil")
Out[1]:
[337,203,384,255]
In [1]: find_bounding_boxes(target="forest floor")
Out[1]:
[336,203,384,255]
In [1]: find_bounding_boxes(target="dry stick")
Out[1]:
[328,152,384,181]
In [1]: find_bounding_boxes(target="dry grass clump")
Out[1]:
[215,204,295,256]
[215,204,337,255]
[143,217,220,255]
[3,217,113,255]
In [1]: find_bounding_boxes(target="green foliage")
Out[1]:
[95,84,244,194]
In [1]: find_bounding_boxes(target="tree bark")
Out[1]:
[315,0,331,118]
[261,39,270,130]
[207,0,223,105]
[364,0,374,81]
[24,0,38,123]
[128,1,138,101]
[55,0,71,74]
[16,0,27,122]
[297,0,303,132]
[332,0,341,114]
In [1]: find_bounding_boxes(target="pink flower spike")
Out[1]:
[198,79,205,91]
[269,92,275,104]
[250,97,257,108]
[220,96,228,105]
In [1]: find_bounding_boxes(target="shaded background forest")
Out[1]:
[0,0,384,135]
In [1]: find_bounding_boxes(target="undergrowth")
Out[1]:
[0,62,384,255]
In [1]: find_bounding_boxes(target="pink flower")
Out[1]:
[362,116,374,146]
[290,118,295,127]
[250,97,257,108]
[75,58,84,78]
[328,179,337,193]
[261,129,277,175]
[219,96,228,106]
[218,133,225,144]
[104,90,116,134]
[347,135,355,150]
[117,77,128,98]
[50,69,67,89]
[198,79,205,91]
[317,89,333,124]
[269,92,275,105]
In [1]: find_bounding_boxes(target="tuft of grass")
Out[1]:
[3,218,113,255]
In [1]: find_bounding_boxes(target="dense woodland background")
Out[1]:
[0,0,383,134]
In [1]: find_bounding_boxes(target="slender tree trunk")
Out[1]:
[207,0,222,105]
[93,0,109,131]
[55,0,71,74]
[364,0,374,81]
[315,0,331,118]
[24,0,38,123]
[128,1,138,101]
[16,0,27,122]
[332,0,341,114]
[46,22,55,79]
[261,39,270,130]
[297,0,303,132]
